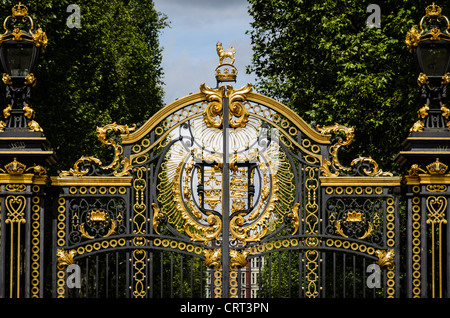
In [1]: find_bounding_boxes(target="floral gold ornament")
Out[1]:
[418,104,429,119]
[2,73,12,85]
[442,72,450,85]
[376,249,395,268]
[56,248,77,269]
[410,120,425,133]
[23,104,35,119]
[24,73,36,86]
[28,120,43,132]
[442,104,450,119]
[418,73,429,86]
[230,249,249,269]
[203,249,222,269]
[406,27,421,53]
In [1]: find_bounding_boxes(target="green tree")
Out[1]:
[0,0,168,173]
[247,0,431,171]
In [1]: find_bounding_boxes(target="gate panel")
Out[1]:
[51,44,401,298]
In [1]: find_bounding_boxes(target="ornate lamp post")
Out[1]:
[0,2,54,167]
[0,3,53,298]
[405,3,450,130]
[398,2,450,167]
[400,3,450,299]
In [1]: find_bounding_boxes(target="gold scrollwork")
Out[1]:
[227,83,252,128]
[288,203,300,235]
[317,124,392,177]
[5,195,26,224]
[200,83,225,128]
[5,184,26,192]
[427,185,447,192]
[133,167,147,235]
[59,122,136,177]
[317,123,354,175]
[305,250,319,298]
[350,156,393,177]
[152,203,164,235]
[200,83,252,129]
[132,249,147,298]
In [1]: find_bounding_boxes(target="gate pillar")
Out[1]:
[398,3,450,298]
[0,3,54,298]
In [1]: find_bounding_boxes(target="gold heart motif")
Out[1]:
[5,195,26,224]
[426,196,447,224]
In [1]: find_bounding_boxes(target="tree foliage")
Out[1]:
[247,0,432,171]
[0,0,167,173]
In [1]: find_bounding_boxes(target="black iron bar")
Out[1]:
[221,92,230,298]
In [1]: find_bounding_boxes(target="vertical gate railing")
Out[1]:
[404,159,450,298]
[0,171,48,298]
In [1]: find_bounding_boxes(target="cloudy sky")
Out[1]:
[153,0,256,105]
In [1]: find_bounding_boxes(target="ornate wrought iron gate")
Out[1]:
[7,4,450,299]
[50,45,400,298]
